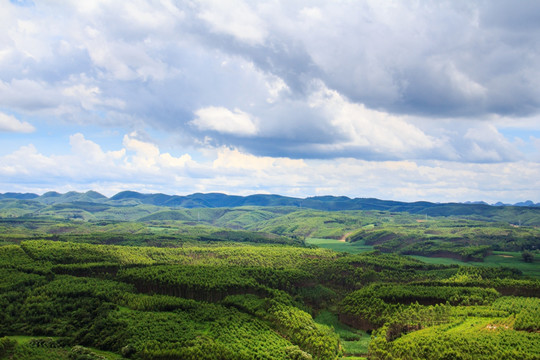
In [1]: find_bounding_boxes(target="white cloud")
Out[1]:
[62,83,125,110]
[0,134,539,203]
[492,114,540,131]
[0,79,59,111]
[265,76,290,103]
[213,146,305,172]
[0,1,539,201]
[463,123,520,162]
[532,136,540,153]
[439,60,487,101]
[70,133,125,163]
[0,76,125,117]
[0,133,196,193]
[0,112,35,132]
[0,144,55,176]
[308,84,438,155]
[191,107,258,136]
[121,133,192,172]
[197,0,267,45]
[10,19,52,61]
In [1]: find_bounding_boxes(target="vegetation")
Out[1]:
[522,250,534,263]
[347,220,540,262]
[0,198,539,359]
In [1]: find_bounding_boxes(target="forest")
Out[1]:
[0,192,539,359]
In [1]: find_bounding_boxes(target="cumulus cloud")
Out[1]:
[0,76,125,120]
[213,146,305,174]
[122,132,193,172]
[462,124,520,162]
[3,1,538,158]
[0,133,194,184]
[191,107,258,136]
[306,84,439,158]
[0,134,539,203]
[197,0,267,45]
[2,1,539,116]
[70,133,125,163]
[1,1,539,201]
[0,112,34,133]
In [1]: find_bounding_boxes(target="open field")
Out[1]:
[314,311,371,357]
[306,238,374,254]
[470,251,540,278]
[308,238,539,278]
[410,251,540,278]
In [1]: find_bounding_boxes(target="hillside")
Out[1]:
[0,194,539,359]
[1,239,538,359]
[2,191,540,225]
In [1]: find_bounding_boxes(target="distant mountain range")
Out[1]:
[1,190,539,211]
[463,200,540,207]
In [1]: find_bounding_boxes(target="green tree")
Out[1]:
[522,250,534,263]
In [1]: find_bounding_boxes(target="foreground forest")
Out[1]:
[0,192,539,359]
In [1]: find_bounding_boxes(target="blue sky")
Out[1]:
[1,0,539,203]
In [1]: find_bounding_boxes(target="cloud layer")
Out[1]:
[1,134,539,203]
[0,112,35,133]
[1,0,539,202]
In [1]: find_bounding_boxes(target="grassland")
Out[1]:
[314,311,371,357]
[308,239,539,278]
[470,251,540,278]
[306,238,374,254]
[407,251,540,278]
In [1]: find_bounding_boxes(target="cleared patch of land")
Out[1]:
[411,252,540,278]
[470,251,540,278]
[314,311,371,357]
[306,238,374,254]
[308,239,539,278]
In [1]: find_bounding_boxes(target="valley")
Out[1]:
[0,191,539,359]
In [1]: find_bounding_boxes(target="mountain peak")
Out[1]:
[110,191,145,200]
[85,190,107,199]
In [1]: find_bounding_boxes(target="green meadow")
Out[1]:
[306,238,374,254]
[470,251,540,278]
[308,239,539,278]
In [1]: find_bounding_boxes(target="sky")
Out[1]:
[1,0,540,203]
